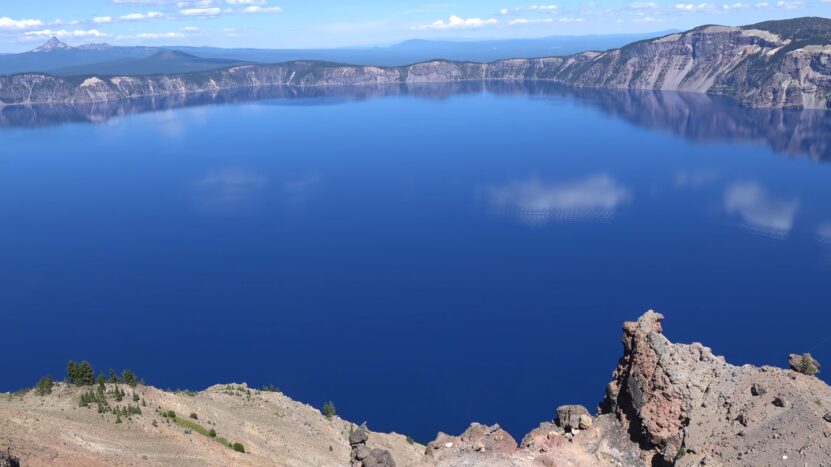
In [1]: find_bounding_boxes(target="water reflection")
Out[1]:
[189,168,269,214]
[1,82,830,160]
[485,175,632,225]
[674,170,720,189]
[723,181,799,238]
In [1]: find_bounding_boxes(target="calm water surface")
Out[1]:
[2,85,831,441]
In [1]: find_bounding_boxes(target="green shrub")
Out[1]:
[209,428,217,438]
[322,401,336,420]
[35,375,54,396]
[190,412,198,420]
[233,442,245,453]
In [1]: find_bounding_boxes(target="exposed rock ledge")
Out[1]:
[1,17,831,109]
[2,311,831,466]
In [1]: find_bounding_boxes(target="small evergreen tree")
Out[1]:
[232,442,245,453]
[35,375,54,396]
[66,361,77,384]
[322,401,336,420]
[109,369,118,383]
[76,361,95,386]
[122,369,137,387]
[209,428,217,438]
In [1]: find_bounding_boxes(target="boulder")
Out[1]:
[750,383,767,396]
[362,448,396,467]
[350,425,369,446]
[789,353,820,376]
[353,445,371,461]
[823,412,831,423]
[773,395,789,408]
[556,405,591,432]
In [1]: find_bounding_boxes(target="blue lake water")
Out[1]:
[2,83,831,442]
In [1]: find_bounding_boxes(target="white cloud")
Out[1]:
[93,16,113,24]
[226,0,266,4]
[508,18,554,25]
[121,13,148,21]
[413,15,498,30]
[724,182,799,238]
[500,5,559,15]
[180,7,222,16]
[242,5,284,13]
[136,31,185,38]
[674,2,715,11]
[25,29,106,38]
[722,2,750,9]
[486,175,632,225]
[628,1,660,8]
[0,16,43,30]
[776,0,802,8]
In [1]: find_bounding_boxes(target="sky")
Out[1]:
[0,0,828,52]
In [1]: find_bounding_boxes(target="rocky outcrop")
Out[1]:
[351,424,397,467]
[597,311,831,466]
[416,310,831,466]
[0,18,829,109]
[3,311,831,466]
[789,353,821,375]
[0,449,20,467]
[555,405,593,432]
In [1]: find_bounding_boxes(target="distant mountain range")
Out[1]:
[0,31,674,76]
[0,18,828,109]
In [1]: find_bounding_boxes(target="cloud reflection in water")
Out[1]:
[189,168,269,214]
[723,182,799,238]
[486,174,632,225]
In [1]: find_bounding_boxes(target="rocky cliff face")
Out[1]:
[3,311,830,466]
[1,18,829,109]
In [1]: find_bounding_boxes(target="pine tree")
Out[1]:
[73,361,95,386]
[66,361,77,384]
[122,369,137,387]
[322,401,336,420]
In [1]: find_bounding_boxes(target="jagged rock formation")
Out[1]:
[418,311,831,466]
[3,312,831,466]
[1,18,830,109]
